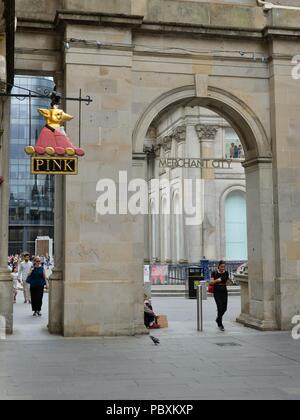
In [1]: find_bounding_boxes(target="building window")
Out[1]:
[9,76,55,255]
[225,191,248,261]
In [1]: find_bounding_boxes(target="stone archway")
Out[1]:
[133,85,271,161]
[133,84,277,330]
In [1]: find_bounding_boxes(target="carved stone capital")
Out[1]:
[162,136,172,152]
[195,124,218,141]
[173,125,187,143]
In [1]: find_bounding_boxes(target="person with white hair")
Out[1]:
[18,252,33,304]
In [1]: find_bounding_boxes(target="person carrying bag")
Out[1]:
[209,260,229,332]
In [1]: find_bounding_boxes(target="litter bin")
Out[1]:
[186,266,204,299]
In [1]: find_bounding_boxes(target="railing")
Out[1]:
[149,260,247,285]
[204,260,247,284]
[167,264,188,285]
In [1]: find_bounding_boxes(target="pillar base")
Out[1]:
[236,314,278,331]
[0,268,13,335]
[275,277,300,330]
[63,321,148,338]
[62,281,148,338]
[236,313,249,326]
[48,269,63,335]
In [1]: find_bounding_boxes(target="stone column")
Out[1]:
[195,124,219,260]
[61,25,146,336]
[161,137,172,263]
[0,98,13,335]
[151,144,161,262]
[173,125,187,262]
[269,46,300,330]
[180,122,204,263]
[132,152,149,263]
[236,273,250,325]
[48,73,65,335]
[242,158,277,330]
[48,175,64,334]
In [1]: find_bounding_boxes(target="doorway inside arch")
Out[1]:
[225,191,247,261]
[143,103,250,331]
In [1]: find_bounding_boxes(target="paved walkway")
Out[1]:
[0,293,300,400]
[11,290,50,340]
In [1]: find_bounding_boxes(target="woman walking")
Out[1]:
[210,261,229,331]
[26,256,49,317]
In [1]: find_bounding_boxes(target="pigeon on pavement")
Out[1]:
[150,335,160,345]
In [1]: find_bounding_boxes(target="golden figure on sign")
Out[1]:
[25,106,85,157]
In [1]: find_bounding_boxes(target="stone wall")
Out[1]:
[16,0,62,21]
[16,0,266,29]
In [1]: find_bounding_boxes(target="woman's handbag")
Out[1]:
[208,283,215,294]
[26,274,32,285]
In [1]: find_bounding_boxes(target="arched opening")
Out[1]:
[133,85,270,160]
[144,103,247,263]
[225,191,247,261]
[135,85,276,331]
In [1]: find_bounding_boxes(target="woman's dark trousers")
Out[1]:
[30,286,44,312]
[214,288,228,326]
[144,313,155,328]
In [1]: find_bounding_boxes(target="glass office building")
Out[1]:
[9,76,55,255]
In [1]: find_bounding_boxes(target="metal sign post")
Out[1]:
[197,285,203,332]
[197,281,208,332]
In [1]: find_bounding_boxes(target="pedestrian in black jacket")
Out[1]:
[210,261,229,331]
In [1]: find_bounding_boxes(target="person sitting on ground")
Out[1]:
[144,294,160,329]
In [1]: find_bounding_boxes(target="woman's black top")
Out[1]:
[211,270,229,291]
[26,267,46,288]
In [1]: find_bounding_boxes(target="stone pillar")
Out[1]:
[179,122,204,263]
[48,175,64,334]
[161,137,172,263]
[132,152,149,263]
[235,273,250,325]
[48,73,65,335]
[242,158,277,330]
[61,25,146,336]
[151,144,161,262]
[144,144,159,263]
[0,98,13,335]
[269,46,300,330]
[173,126,186,263]
[195,124,219,260]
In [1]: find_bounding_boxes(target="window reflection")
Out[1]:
[9,76,55,254]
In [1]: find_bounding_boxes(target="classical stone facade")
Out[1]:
[145,106,246,264]
[6,0,300,334]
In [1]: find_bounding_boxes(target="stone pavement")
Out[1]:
[0,293,300,400]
